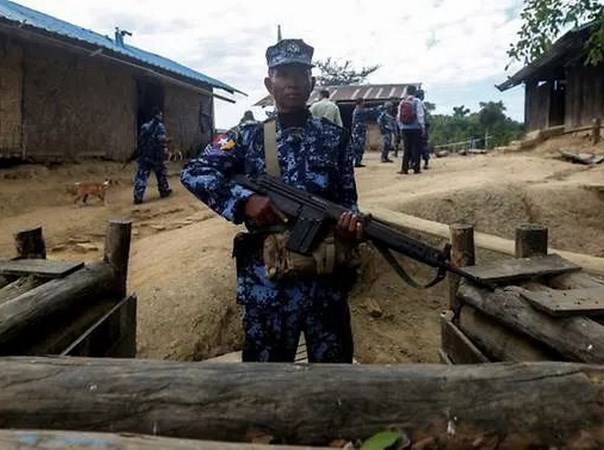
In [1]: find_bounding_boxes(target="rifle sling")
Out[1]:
[263,119,281,177]
[373,242,447,289]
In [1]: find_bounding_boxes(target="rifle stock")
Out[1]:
[232,174,494,290]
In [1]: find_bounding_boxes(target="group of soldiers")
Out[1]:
[348,86,430,173]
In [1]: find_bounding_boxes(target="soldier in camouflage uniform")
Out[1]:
[377,102,396,163]
[133,107,172,204]
[181,39,362,363]
[350,99,369,167]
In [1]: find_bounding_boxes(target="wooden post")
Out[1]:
[103,219,132,298]
[14,226,46,259]
[515,223,548,259]
[593,118,601,144]
[0,358,602,447]
[449,224,475,314]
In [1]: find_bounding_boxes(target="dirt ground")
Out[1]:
[0,134,603,363]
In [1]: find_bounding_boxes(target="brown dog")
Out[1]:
[73,178,111,206]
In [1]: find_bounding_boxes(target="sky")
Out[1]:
[16,0,528,129]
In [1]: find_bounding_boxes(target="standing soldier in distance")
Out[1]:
[181,38,363,363]
[133,106,172,204]
[377,101,396,163]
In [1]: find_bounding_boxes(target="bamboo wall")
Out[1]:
[0,35,24,157]
[1,29,217,162]
[21,41,136,161]
[164,84,211,157]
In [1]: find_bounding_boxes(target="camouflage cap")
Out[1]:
[266,39,314,68]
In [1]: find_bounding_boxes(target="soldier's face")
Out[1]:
[264,65,314,113]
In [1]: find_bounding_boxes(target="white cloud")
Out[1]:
[16,0,526,127]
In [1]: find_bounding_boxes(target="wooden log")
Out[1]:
[0,430,329,450]
[14,226,46,259]
[448,224,475,313]
[365,207,604,276]
[594,117,601,144]
[103,219,132,298]
[458,283,604,363]
[515,223,548,258]
[0,358,602,447]
[0,262,115,354]
[0,259,84,279]
[0,275,46,305]
[440,311,489,363]
[458,305,554,362]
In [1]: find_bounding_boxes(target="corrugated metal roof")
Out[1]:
[254,83,420,107]
[0,0,241,94]
[496,22,594,92]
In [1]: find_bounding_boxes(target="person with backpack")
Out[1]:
[396,85,425,174]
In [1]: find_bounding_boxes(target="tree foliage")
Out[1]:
[429,102,524,149]
[508,0,604,67]
[314,58,380,86]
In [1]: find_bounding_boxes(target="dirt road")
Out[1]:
[1,136,602,362]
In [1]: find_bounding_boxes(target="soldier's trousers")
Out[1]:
[133,160,170,201]
[241,293,354,363]
[401,129,423,174]
[381,133,392,161]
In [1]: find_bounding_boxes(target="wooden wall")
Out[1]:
[21,41,136,161]
[164,84,211,157]
[565,63,604,129]
[524,82,550,132]
[0,34,24,157]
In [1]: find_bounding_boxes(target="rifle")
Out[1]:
[232,173,495,290]
[122,119,162,170]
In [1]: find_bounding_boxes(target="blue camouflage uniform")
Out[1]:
[377,105,396,162]
[181,39,358,363]
[350,105,370,166]
[134,118,171,203]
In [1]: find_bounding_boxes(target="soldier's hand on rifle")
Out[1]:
[244,194,288,225]
[336,212,363,242]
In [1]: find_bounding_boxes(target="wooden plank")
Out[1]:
[0,259,83,279]
[0,358,602,447]
[61,295,137,357]
[520,287,604,317]
[459,283,604,363]
[23,299,118,355]
[440,311,489,364]
[460,254,581,285]
[458,305,554,362]
[0,430,329,449]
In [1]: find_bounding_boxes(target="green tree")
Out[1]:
[478,101,507,132]
[314,58,380,86]
[452,105,471,118]
[429,101,523,149]
[508,0,604,66]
